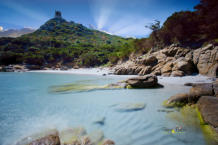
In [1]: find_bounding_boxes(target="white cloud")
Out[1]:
[107,15,152,37]
[90,0,152,38]
[91,0,118,30]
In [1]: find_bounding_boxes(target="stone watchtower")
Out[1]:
[55,11,62,18]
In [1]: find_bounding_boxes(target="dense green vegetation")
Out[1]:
[140,0,218,50]
[0,17,135,67]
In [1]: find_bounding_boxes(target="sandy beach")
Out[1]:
[29,68,215,85]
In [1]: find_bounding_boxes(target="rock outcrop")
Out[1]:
[198,96,218,132]
[164,80,218,134]
[125,75,162,88]
[193,44,218,77]
[165,81,217,107]
[108,75,163,89]
[190,83,214,97]
[114,44,218,77]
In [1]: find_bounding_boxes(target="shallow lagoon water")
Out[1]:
[0,72,215,145]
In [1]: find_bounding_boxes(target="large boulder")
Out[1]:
[193,44,218,77]
[172,57,196,75]
[189,83,214,97]
[167,93,191,104]
[197,96,218,132]
[165,93,199,107]
[125,75,163,88]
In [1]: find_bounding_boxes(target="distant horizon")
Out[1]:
[0,0,200,38]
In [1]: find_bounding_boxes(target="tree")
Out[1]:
[195,0,218,40]
[145,20,160,32]
[145,20,161,49]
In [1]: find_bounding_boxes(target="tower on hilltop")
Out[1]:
[55,11,62,18]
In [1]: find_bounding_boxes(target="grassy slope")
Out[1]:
[0,17,135,67]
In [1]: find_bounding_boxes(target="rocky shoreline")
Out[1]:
[1,44,217,78]
[114,44,218,77]
[164,78,218,140]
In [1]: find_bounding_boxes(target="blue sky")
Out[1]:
[0,0,200,37]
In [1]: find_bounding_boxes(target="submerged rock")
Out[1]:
[88,130,104,145]
[16,127,115,145]
[49,83,107,93]
[157,109,174,113]
[106,82,127,89]
[102,139,115,145]
[16,129,60,145]
[93,117,106,125]
[59,127,87,145]
[113,103,146,112]
[28,134,60,145]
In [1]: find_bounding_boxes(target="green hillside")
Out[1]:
[0,14,135,67]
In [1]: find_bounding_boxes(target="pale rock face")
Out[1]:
[193,44,218,76]
[161,62,173,74]
[114,43,217,77]
[171,70,184,77]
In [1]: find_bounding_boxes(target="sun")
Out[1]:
[0,26,3,31]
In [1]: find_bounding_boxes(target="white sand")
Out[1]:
[29,68,215,85]
[29,68,112,75]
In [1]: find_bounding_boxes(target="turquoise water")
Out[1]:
[0,72,213,145]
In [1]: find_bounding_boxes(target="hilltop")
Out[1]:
[0,11,134,68]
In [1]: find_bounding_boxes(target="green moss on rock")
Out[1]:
[196,107,218,143]
[162,100,186,108]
